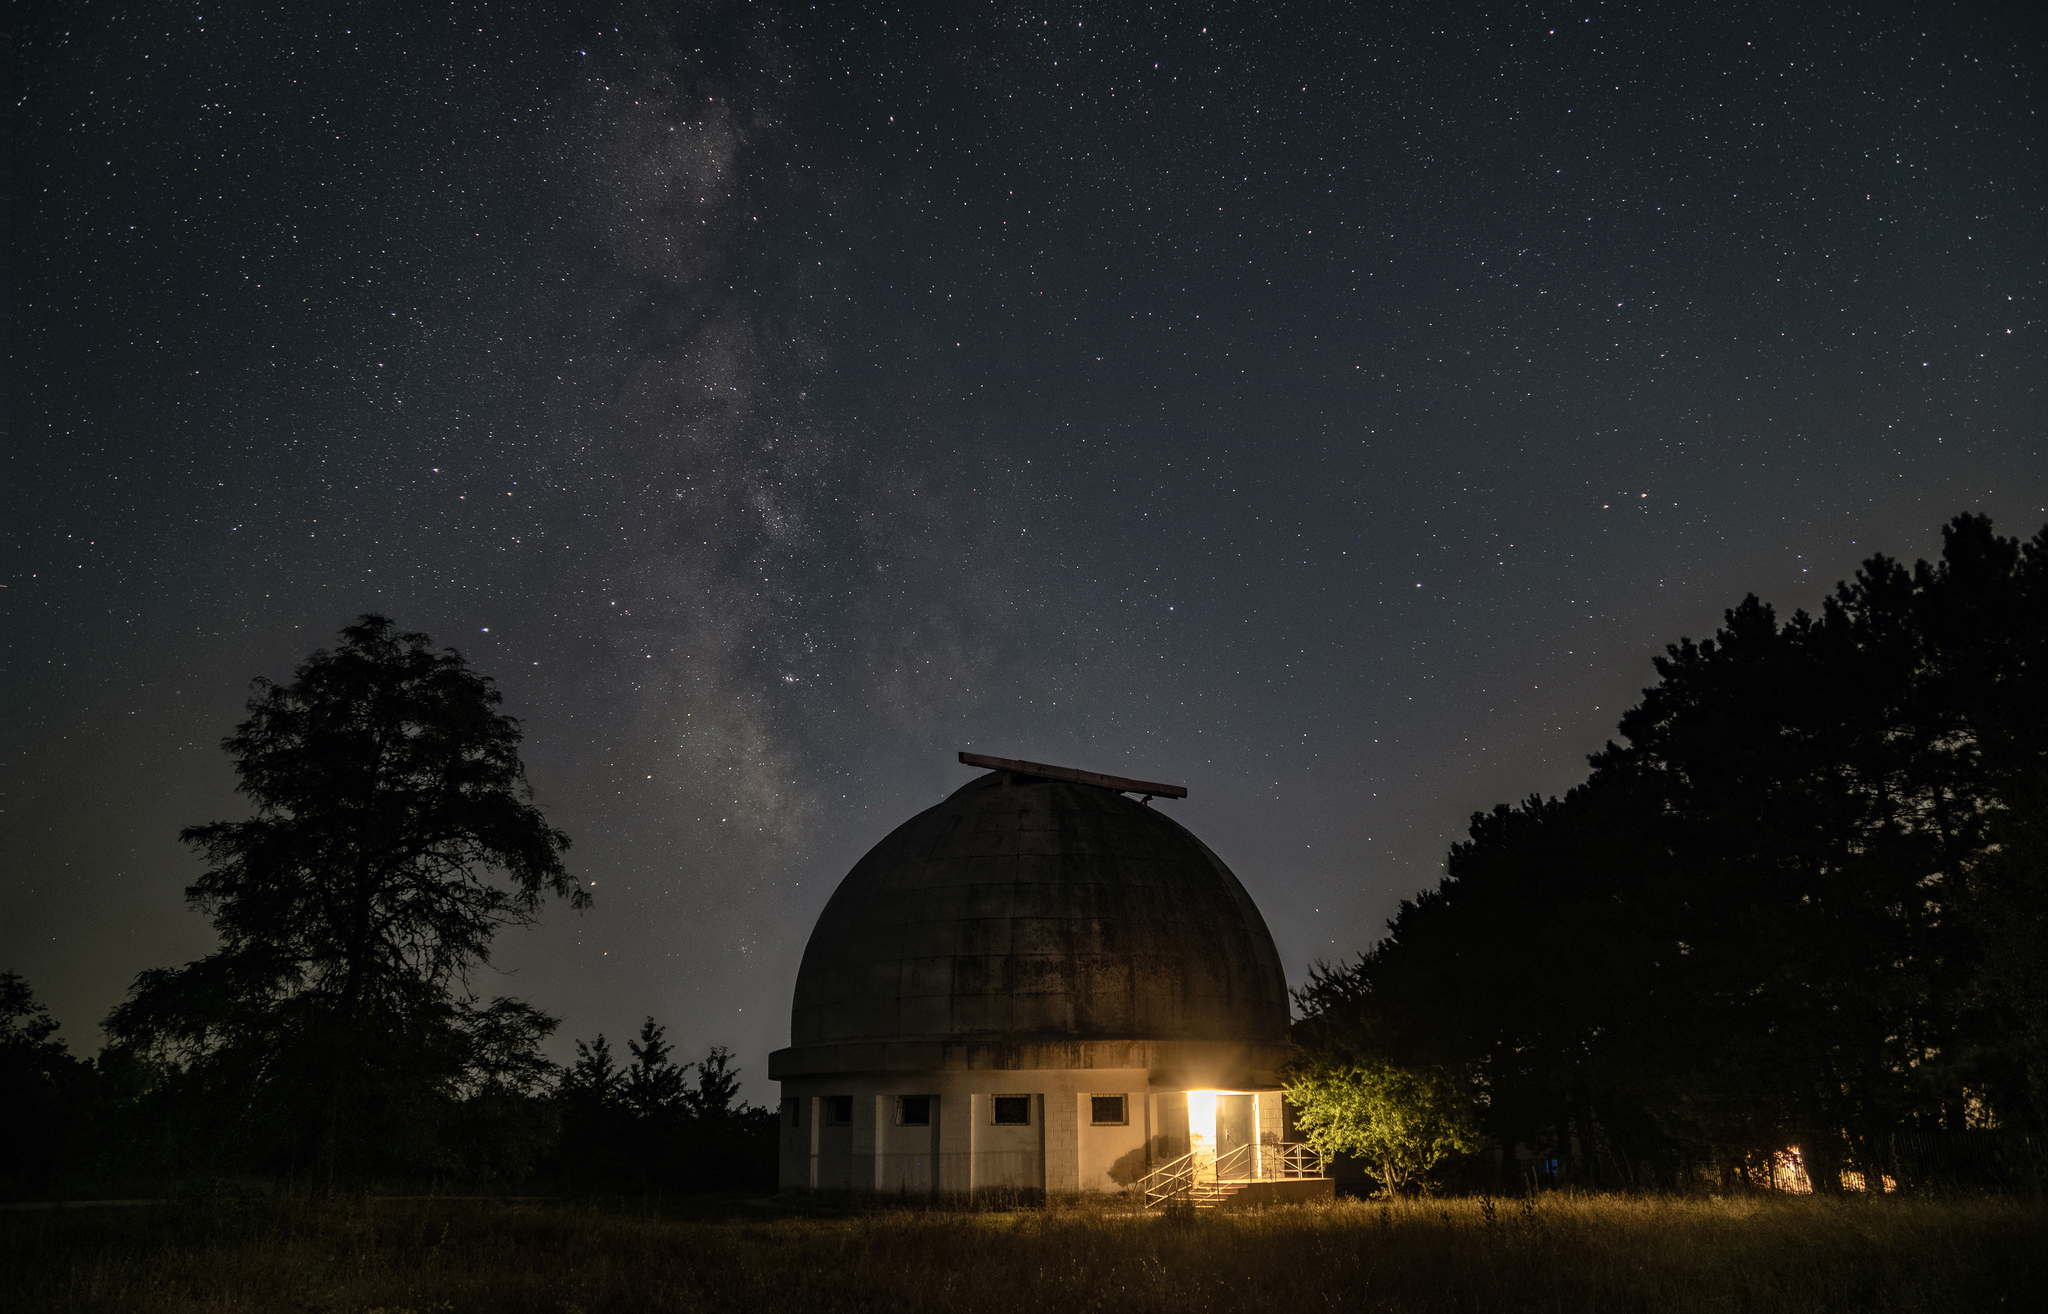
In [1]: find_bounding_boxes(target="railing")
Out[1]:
[1142,1149,1202,1209]
[1256,1142,1327,1180]
[1138,1142,1327,1208]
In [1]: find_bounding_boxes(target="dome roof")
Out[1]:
[788,769,1290,1049]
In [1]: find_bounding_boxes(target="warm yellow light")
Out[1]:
[1186,1090,1218,1147]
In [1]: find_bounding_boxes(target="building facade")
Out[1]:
[770,756,1302,1197]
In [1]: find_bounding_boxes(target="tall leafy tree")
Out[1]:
[105,615,585,1182]
[1295,515,2048,1191]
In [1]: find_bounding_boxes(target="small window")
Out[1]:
[1090,1095,1128,1126]
[827,1095,853,1125]
[898,1095,932,1126]
[992,1095,1032,1126]
[784,1098,801,1128]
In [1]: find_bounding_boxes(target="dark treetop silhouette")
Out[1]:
[104,615,585,1183]
[1293,514,2048,1193]
[553,1018,777,1191]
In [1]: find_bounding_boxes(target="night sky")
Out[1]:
[9,1,2044,1097]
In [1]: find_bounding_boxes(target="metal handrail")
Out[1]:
[1140,1148,1203,1208]
[1259,1142,1327,1180]
[1137,1141,1328,1208]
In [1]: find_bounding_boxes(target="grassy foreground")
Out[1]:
[4,1191,2041,1313]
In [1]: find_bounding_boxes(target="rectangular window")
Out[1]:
[784,1098,801,1127]
[991,1095,1032,1126]
[827,1095,853,1126]
[898,1095,932,1126]
[1090,1095,1128,1126]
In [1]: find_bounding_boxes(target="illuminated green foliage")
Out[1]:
[1284,1058,1483,1197]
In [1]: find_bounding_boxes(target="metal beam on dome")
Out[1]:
[958,751,1188,799]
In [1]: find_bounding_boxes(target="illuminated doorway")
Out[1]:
[1185,1090,1262,1177]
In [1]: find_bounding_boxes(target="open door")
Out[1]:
[1216,1094,1256,1167]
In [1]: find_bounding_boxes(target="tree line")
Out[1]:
[9,518,2042,1199]
[1289,514,2048,1195]
[1,616,774,1193]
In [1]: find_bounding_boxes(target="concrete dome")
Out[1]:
[789,769,1290,1048]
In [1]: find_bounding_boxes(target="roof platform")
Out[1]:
[958,751,1188,799]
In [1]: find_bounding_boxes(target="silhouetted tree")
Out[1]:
[550,1023,777,1192]
[685,1046,744,1120]
[563,1033,624,1109]
[1296,514,2048,1192]
[0,972,99,1183]
[104,615,584,1185]
[625,1017,691,1117]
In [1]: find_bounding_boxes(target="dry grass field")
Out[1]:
[4,1190,2041,1313]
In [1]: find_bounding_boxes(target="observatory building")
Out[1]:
[770,753,1331,1203]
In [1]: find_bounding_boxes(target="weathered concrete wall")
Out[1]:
[1072,1091,1149,1191]
[770,1037,1289,1089]
[779,1068,1205,1195]
[1257,1090,1284,1144]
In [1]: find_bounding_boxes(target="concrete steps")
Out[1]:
[1189,1180,1252,1210]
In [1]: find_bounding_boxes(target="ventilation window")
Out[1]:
[784,1098,801,1127]
[992,1095,1032,1126]
[898,1095,932,1126]
[1090,1095,1128,1126]
[827,1095,853,1125]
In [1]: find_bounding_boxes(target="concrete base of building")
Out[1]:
[773,1069,1291,1197]
[1209,1178,1336,1209]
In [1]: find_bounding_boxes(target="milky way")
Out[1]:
[9,1,2043,1089]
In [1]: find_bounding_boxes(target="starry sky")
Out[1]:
[8,0,2044,1096]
